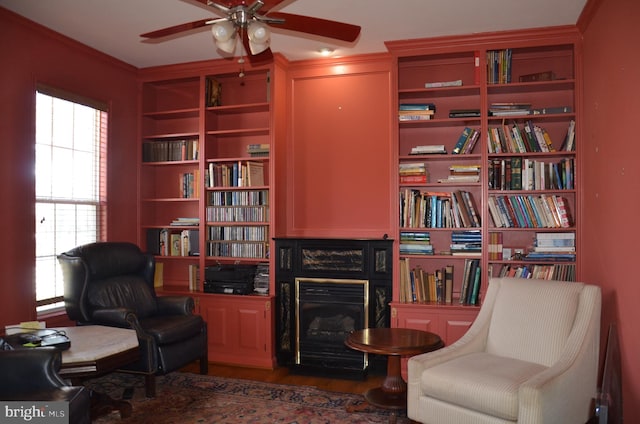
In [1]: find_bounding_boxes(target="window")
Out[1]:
[35,88,107,312]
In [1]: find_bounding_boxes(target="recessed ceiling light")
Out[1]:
[318,47,335,57]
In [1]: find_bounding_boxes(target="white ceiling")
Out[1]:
[0,0,587,69]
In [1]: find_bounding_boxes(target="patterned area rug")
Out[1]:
[84,372,410,423]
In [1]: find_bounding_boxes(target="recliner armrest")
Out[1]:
[0,348,68,395]
[156,295,194,315]
[92,307,137,327]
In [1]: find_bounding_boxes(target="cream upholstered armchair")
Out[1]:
[407,277,601,424]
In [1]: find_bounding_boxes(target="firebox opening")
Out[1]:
[295,278,369,371]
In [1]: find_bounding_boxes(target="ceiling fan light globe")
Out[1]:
[211,21,235,42]
[249,40,270,55]
[248,22,270,44]
[216,38,237,54]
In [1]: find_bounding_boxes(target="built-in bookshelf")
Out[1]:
[139,67,276,289]
[138,59,284,368]
[204,70,271,264]
[140,76,201,290]
[386,27,582,346]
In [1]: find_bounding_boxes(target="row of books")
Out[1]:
[146,228,199,257]
[400,189,481,229]
[207,190,268,207]
[488,232,504,260]
[206,241,268,259]
[496,263,575,281]
[399,258,453,304]
[488,120,565,153]
[142,138,199,163]
[207,225,269,242]
[181,170,200,198]
[452,127,480,154]
[205,161,265,188]
[487,194,572,229]
[488,157,574,191]
[487,49,512,84]
[205,205,269,222]
[460,259,482,306]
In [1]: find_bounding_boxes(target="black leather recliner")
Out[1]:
[58,241,208,397]
[0,347,91,424]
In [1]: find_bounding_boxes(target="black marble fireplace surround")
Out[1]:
[274,238,393,379]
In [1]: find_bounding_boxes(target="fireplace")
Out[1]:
[275,238,393,378]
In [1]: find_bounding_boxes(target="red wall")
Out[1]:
[0,9,139,326]
[580,0,640,420]
[286,56,395,239]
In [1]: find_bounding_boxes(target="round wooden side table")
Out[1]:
[345,327,443,421]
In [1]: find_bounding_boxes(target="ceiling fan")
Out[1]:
[141,0,361,64]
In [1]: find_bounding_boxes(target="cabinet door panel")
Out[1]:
[440,316,474,345]
[201,304,229,348]
[237,307,264,352]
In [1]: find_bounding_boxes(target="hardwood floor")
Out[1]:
[181,361,386,395]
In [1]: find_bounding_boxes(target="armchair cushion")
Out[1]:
[421,352,547,420]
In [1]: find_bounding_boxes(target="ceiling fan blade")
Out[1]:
[265,12,360,42]
[141,19,212,39]
[257,0,288,13]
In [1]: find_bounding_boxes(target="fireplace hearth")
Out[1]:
[275,238,393,379]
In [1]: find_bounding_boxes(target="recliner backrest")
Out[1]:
[87,274,158,318]
[486,277,584,366]
[60,242,158,319]
[68,242,147,280]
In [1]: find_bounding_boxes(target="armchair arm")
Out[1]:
[91,307,137,327]
[518,285,602,424]
[0,348,68,395]
[156,296,194,315]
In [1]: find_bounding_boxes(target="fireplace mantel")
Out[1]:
[274,238,393,378]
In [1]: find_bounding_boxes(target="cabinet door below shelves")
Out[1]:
[199,295,274,368]
[393,304,477,379]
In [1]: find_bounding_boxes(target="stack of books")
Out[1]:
[489,102,532,116]
[424,79,462,88]
[399,162,428,184]
[525,232,576,262]
[409,145,446,155]
[450,230,482,256]
[400,231,433,255]
[246,144,270,157]
[399,103,436,121]
[169,217,200,226]
[438,164,481,184]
